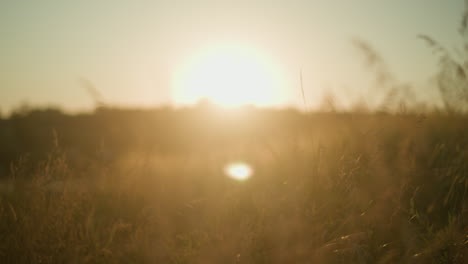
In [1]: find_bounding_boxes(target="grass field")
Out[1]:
[0,108,466,263]
[2,1,468,263]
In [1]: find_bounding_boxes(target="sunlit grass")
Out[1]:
[1,110,467,263]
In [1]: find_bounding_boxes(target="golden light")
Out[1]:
[224,162,253,181]
[172,43,286,107]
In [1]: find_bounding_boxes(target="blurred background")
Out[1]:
[1,1,467,263]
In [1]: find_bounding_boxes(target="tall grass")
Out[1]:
[418,0,468,113]
[0,112,466,263]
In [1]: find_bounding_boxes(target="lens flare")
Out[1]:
[224,162,253,181]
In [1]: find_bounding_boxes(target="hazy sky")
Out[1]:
[0,0,463,112]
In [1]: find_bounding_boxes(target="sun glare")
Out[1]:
[173,44,286,107]
[225,162,253,181]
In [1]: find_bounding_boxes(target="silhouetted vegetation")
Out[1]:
[419,1,468,113]
[0,106,467,263]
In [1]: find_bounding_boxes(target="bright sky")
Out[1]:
[0,0,463,112]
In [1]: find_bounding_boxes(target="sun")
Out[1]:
[172,44,286,107]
